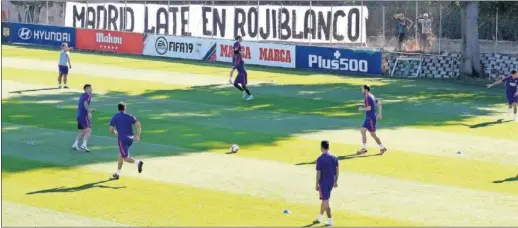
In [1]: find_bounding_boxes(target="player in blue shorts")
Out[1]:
[109,102,144,180]
[357,85,387,155]
[229,36,254,100]
[72,84,94,152]
[314,140,338,226]
[487,69,518,121]
[58,43,72,89]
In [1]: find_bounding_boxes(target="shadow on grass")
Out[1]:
[465,119,514,128]
[9,87,60,94]
[26,179,125,195]
[2,76,503,173]
[492,175,518,184]
[301,220,320,227]
[295,153,380,166]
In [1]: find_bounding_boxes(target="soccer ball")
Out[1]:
[230,144,239,153]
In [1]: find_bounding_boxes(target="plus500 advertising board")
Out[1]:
[295,46,381,75]
[10,23,76,47]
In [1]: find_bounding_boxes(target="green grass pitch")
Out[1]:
[2,45,518,226]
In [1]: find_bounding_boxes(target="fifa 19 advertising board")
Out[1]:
[143,35,217,61]
[295,45,382,75]
[216,41,295,68]
[65,2,368,44]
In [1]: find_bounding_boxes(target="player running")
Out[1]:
[357,85,387,155]
[109,102,144,180]
[314,140,339,226]
[487,69,518,121]
[72,84,94,152]
[229,36,253,100]
[233,35,242,62]
[58,43,72,89]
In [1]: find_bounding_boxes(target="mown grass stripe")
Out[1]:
[2,156,413,226]
[4,122,518,197]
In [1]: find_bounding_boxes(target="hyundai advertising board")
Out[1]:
[10,23,76,47]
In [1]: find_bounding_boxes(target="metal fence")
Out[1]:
[2,0,517,55]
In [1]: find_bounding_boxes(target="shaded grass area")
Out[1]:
[4,103,518,196]
[2,156,414,226]
[3,67,504,128]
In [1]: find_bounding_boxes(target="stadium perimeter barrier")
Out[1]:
[2,22,383,77]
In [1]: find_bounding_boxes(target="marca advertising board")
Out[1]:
[75,28,144,55]
[216,40,295,68]
[295,45,382,75]
[10,23,76,47]
[65,2,368,43]
[143,35,216,61]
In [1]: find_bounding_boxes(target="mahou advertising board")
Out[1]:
[75,28,144,54]
[216,40,296,68]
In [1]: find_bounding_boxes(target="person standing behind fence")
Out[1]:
[418,13,433,53]
[394,14,413,52]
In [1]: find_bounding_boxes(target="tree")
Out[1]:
[460,1,482,77]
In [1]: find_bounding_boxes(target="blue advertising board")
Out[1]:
[10,23,76,47]
[295,45,382,75]
[2,22,12,43]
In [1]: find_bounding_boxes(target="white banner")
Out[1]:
[143,35,217,60]
[216,41,295,68]
[65,2,368,43]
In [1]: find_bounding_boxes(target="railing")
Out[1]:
[2,0,517,55]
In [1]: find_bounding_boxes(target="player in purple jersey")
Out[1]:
[357,85,387,155]
[72,84,95,152]
[487,69,518,121]
[229,36,254,101]
[314,140,339,226]
[233,36,242,60]
[109,102,144,180]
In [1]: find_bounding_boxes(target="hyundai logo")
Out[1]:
[18,28,32,40]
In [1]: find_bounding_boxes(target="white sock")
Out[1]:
[362,143,367,149]
[73,140,79,146]
[317,215,323,221]
[82,140,88,147]
[327,218,333,224]
[379,144,385,149]
[134,160,141,166]
[116,169,121,175]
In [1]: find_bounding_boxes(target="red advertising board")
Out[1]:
[75,28,143,55]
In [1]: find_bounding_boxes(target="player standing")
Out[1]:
[229,36,253,100]
[58,43,72,89]
[357,85,387,155]
[487,69,518,121]
[109,102,144,180]
[314,140,339,226]
[72,84,94,152]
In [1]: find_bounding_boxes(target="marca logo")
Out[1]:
[259,48,292,63]
[220,44,251,59]
[308,50,368,72]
